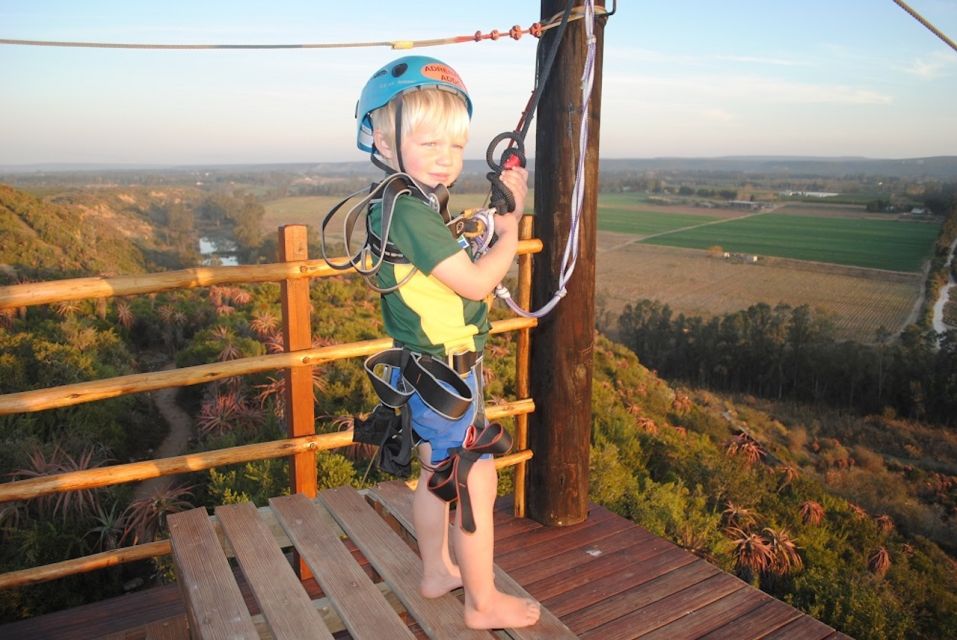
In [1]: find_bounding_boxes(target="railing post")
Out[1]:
[279,225,317,499]
[514,215,534,518]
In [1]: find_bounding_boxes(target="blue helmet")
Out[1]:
[356,55,473,153]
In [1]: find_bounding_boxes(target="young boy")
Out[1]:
[355,55,540,630]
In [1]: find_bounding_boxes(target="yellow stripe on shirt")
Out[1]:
[393,263,478,355]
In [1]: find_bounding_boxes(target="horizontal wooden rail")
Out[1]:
[0,449,533,590]
[0,240,543,310]
[0,316,536,415]
[0,399,534,503]
[0,540,171,591]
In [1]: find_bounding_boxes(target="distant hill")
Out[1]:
[0,184,161,280]
[4,156,956,180]
[598,155,957,179]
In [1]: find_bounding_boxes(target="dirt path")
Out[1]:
[932,237,957,336]
[902,258,934,330]
[132,362,194,501]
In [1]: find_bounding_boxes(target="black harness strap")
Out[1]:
[364,347,473,420]
[426,422,513,533]
[320,171,456,294]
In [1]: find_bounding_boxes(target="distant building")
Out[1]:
[780,190,839,198]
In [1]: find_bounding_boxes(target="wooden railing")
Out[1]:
[0,221,541,590]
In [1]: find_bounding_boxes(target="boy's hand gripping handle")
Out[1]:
[485,131,526,214]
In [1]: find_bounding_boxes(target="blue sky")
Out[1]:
[1,1,956,165]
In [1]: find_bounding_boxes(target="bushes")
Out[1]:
[588,333,957,639]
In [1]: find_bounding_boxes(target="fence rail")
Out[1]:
[0,223,541,592]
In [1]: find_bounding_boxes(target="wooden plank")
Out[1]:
[562,559,719,634]
[269,493,415,640]
[507,525,656,585]
[143,614,190,640]
[541,544,697,617]
[215,502,331,640]
[760,616,840,640]
[494,505,626,558]
[167,507,258,640]
[636,583,769,639]
[695,598,803,640]
[317,485,493,640]
[495,509,635,570]
[579,572,745,640]
[368,480,578,640]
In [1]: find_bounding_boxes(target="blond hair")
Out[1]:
[370,87,470,156]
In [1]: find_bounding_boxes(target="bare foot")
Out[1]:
[464,591,541,629]
[421,567,463,598]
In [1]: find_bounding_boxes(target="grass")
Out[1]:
[640,213,940,272]
[598,207,722,235]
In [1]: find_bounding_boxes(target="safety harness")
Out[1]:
[320,164,499,294]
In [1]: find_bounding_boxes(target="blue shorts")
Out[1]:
[391,363,485,465]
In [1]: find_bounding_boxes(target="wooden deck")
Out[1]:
[0,481,853,640]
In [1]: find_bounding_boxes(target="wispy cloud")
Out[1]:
[899,51,957,79]
[713,54,802,66]
[620,47,803,68]
[608,72,892,106]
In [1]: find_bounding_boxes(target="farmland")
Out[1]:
[595,200,938,342]
[595,241,922,342]
[640,211,939,272]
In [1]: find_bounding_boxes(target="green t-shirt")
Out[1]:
[368,194,489,357]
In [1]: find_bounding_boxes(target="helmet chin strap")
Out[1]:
[394,100,406,174]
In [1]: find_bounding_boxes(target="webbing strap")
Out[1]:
[320,172,455,293]
[363,348,473,420]
[426,422,513,533]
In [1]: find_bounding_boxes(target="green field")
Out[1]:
[598,207,721,235]
[640,213,939,272]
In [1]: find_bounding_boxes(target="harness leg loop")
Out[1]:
[426,422,513,533]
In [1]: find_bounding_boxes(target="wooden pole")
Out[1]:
[279,225,317,500]
[279,225,316,580]
[527,0,605,526]
[514,215,535,518]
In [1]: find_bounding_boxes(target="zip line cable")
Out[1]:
[0,7,608,51]
[891,0,957,54]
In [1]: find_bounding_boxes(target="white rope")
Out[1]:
[496,0,596,318]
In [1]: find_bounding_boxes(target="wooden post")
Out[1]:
[527,0,605,526]
[279,225,315,579]
[514,215,535,518]
[279,225,317,499]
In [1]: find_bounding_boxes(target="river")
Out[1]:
[199,237,239,266]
